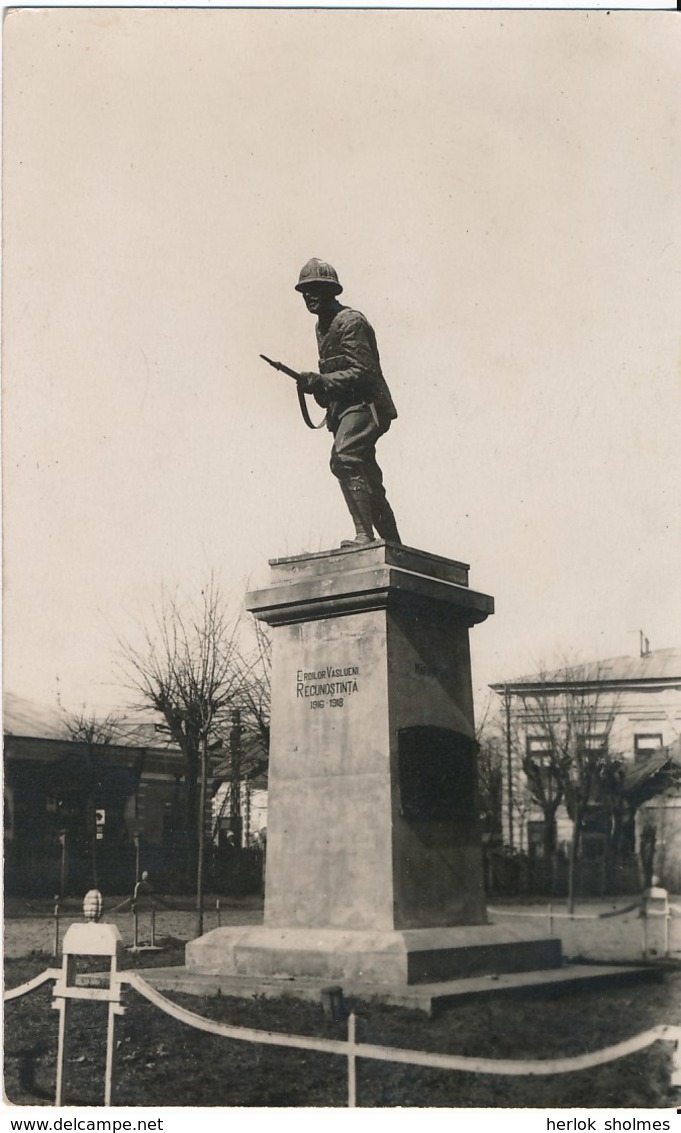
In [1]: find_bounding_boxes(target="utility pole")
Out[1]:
[196,732,209,938]
[505,687,514,849]
[244,779,252,849]
[229,709,243,847]
[59,830,68,896]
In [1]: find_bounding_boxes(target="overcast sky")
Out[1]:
[3,7,680,720]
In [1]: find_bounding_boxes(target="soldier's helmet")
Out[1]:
[295,258,343,295]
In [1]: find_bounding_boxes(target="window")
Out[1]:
[576,735,609,804]
[525,735,558,798]
[527,735,552,757]
[634,733,663,763]
[578,733,608,757]
[527,820,545,860]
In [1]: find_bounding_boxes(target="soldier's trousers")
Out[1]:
[329,406,387,501]
[329,407,401,543]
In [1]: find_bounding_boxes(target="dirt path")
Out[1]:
[5,895,680,962]
[3,898,262,958]
[486,896,681,962]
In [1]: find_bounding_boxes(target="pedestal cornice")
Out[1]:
[246,542,494,628]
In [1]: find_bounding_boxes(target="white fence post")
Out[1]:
[104,966,126,1108]
[347,1012,357,1108]
[53,955,73,1106]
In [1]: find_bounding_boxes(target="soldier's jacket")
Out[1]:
[310,303,398,433]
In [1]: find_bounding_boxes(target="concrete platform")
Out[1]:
[117,961,662,1016]
[185,923,563,985]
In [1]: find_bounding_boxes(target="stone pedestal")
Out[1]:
[253,542,493,931]
[187,543,560,986]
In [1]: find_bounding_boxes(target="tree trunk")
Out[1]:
[183,755,199,889]
[196,737,208,937]
[604,800,624,893]
[91,805,99,890]
[567,808,583,915]
[541,809,559,895]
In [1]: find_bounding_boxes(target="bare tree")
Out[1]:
[514,660,622,911]
[477,698,539,895]
[516,695,565,885]
[475,697,504,842]
[236,618,271,752]
[211,619,271,850]
[495,684,564,871]
[119,578,243,933]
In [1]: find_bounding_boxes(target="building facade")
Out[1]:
[490,647,681,891]
[3,693,191,895]
[4,693,268,896]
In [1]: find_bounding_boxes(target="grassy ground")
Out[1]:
[4,897,681,1108]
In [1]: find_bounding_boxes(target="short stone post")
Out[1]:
[129,872,160,951]
[321,985,347,1021]
[53,892,124,1106]
[642,880,670,959]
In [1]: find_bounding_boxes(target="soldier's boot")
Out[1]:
[371,496,402,544]
[339,478,377,547]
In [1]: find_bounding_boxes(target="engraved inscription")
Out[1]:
[296,664,360,710]
[414,662,449,679]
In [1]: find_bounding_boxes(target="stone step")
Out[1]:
[108,961,662,1016]
[360,962,663,1014]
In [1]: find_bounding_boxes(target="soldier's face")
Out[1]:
[301,285,336,315]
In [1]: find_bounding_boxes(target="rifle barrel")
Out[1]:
[260,353,300,380]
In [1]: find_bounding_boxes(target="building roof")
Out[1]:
[3,693,265,779]
[622,739,681,793]
[3,692,66,739]
[3,692,165,750]
[490,647,681,693]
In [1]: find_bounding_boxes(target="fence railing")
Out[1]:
[5,964,681,1107]
[488,893,680,958]
[36,893,681,959]
[48,896,226,957]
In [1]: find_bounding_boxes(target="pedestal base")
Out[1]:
[133,961,659,1016]
[186,923,562,985]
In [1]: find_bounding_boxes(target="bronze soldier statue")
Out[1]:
[295,258,402,548]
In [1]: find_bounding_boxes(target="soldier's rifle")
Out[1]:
[259,353,326,430]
